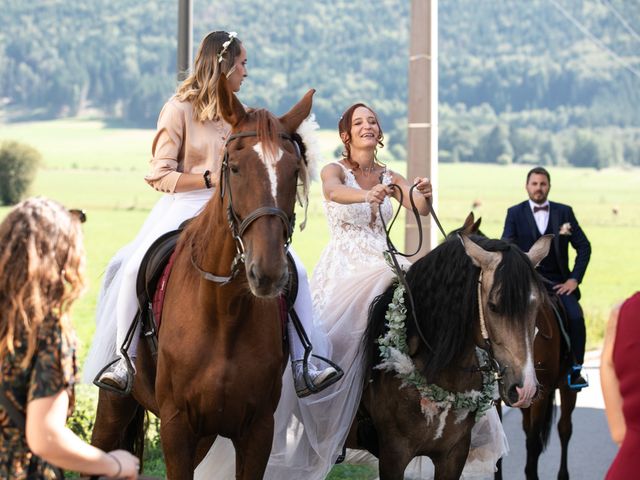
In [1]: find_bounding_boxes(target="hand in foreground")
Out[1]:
[413,177,432,199]
[107,449,139,479]
[553,278,578,296]
[365,184,393,205]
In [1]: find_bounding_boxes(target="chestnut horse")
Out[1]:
[350,232,552,479]
[90,75,314,479]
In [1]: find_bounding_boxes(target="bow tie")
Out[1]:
[533,205,549,213]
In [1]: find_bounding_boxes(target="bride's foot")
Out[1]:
[98,358,132,391]
[292,360,339,398]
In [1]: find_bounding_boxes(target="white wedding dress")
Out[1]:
[195,163,507,479]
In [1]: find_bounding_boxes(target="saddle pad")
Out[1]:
[152,250,178,331]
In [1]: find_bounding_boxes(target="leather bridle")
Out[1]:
[191,130,301,284]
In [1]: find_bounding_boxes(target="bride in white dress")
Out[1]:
[196,103,506,479]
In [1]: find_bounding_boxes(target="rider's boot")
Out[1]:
[567,364,589,391]
[292,360,339,398]
[98,357,133,392]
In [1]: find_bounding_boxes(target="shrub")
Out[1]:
[0,141,41,205]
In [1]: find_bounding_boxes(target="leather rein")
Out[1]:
[191,131,301,285]
[380,183,504,382]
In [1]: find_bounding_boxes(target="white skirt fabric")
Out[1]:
[82,189,212,382]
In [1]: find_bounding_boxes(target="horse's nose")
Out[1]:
[247,264,288,296]
[507,383,521,405]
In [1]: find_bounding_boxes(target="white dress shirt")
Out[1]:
[529,199,550,235]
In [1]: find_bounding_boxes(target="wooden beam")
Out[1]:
[406,0,438,257]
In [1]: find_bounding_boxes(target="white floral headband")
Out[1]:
[217,31,238,64]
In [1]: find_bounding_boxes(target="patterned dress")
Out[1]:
[0,315,76,479]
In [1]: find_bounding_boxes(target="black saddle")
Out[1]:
[136,228,182,312]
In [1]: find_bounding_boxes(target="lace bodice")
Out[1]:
[324,164,393,256]
[311,163,396,318]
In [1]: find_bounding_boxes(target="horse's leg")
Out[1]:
[232,414,274,480]
[522,391,554,480]
[376,433,412,480]
[160,409,197,480]
[194,435,217,466]
[557,386,577,480]
[91,389,145,454]
[494,401,503,480]
[431,439,469,480]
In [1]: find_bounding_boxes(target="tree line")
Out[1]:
[1,0,638,167]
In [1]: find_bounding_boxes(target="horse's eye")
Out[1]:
[488,301,498,313]
[230,164,240,174]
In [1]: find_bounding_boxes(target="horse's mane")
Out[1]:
[364,234,543,381]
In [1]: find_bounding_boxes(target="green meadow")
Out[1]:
[1,118,639,478]
[2,118,637,357]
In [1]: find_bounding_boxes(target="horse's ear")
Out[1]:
[473,217,482,233]
[461,212,475,234]
[279,89,315,134]
[217,74,246,127]
[461,235,501,270]
[526,234,553,267]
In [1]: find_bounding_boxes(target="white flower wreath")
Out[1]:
[376,256,497,438]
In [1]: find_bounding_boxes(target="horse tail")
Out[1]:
[540,393,556,450]
[123,405,147,468]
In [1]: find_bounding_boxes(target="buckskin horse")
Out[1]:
[90,75,314,479]
[456,213,578,480]
[350,231,552,479]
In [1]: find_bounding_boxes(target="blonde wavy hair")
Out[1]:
[0,197,86,367]
[176,31,243,122]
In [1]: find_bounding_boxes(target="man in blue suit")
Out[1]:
[502,167,591,390]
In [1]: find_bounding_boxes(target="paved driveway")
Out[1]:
[500,349,618,479]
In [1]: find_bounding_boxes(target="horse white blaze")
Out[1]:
[253,142,283,204]
[515,342,537,407]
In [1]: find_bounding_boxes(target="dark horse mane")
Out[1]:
[180,109,282,264]
[364,234,544,382]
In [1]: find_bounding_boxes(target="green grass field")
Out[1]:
[2,118,639,478]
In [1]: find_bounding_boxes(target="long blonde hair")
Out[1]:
[0,197,86,367]
[176,31,243,122]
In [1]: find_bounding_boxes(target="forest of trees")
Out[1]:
[0,0,639,167]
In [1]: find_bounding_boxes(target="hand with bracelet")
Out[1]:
[106,450,139,479]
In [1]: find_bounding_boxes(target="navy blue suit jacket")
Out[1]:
[501,201,591,296]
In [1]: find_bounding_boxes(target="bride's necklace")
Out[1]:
[360,162,376,177]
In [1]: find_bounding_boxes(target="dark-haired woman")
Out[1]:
[0,197,139,479]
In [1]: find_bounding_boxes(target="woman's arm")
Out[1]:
[174,171,211,192]
[389,171,432,216]
[321,163,390,205]
[600,304,626,445]
[145,101,220,194]
[26,390,139,479]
